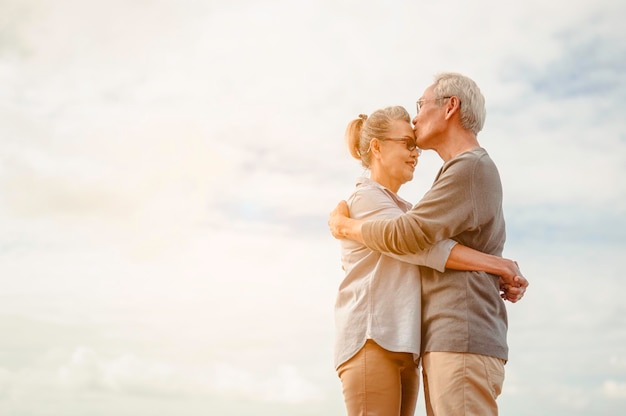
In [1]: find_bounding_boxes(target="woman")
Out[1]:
[334,106,522,416]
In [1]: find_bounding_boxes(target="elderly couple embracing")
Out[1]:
[328,72,529,416]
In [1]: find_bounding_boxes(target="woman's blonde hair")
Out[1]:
[345,106,411,168]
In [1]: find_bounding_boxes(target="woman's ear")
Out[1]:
[369,138,381,158]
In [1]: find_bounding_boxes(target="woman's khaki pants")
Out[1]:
[337,339,419,416]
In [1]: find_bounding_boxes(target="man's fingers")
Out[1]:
[501,284,526,303]
[514,275,529,287]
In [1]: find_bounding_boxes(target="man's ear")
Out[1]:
[445,96,461,119]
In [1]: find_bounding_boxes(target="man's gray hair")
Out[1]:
[433,72,486,135]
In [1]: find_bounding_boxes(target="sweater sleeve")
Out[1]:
[349,185,455,271]
[361,153,480,255]
[383,239,457,272]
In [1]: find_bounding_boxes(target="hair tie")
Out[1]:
[358,114,368,121]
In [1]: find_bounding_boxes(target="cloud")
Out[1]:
[213,362,324,404]
[603,380,626,399]
[57,347,195,397]
[0,346,324,404]
[0,1,625,415]
[609,356,626,369]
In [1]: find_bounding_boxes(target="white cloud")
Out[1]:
[609,356,626,369]
[0,346,324,404]
[603,380,626,399]
[0,0,625,415]
[213,362,324,403]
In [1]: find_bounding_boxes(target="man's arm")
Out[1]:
[352,152,501,256]
[446,244,528,303]
[330,199,528,302]
[342,186,457,272]
[331,161,473,254]
[329,200,365,243]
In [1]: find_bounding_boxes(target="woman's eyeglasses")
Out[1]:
[379,137,422,155]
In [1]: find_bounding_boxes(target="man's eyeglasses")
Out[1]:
[416,96,452,113]
[378,137,422,155]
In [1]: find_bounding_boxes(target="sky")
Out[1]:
[0,0,625,415]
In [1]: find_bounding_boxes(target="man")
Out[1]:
[328,72,528,415]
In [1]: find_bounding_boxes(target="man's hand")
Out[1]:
[328,200,365,243]
[328,200,350,239]
[498,260,528,303]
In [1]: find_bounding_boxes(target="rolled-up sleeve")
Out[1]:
[383,239,457,273]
